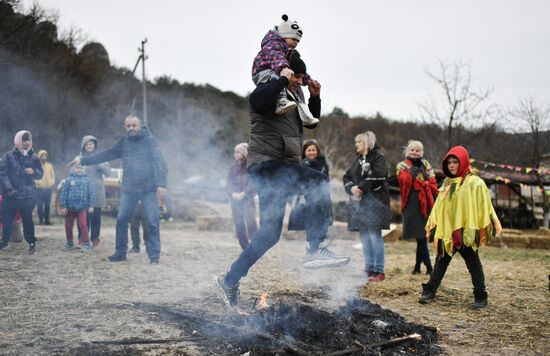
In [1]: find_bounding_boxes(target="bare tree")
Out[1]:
[26,1,59,24]
[508,95,550,227]
[59,23,88,50]
[418,59,495,149]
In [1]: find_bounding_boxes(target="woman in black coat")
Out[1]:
[343,131,390,282]
[288,139,332,231]
[302,139,329,176]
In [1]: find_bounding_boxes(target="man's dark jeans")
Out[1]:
[426,242,486,294]
[225,160,331,286]
[114,191,160,261]
[1,196,36,245]
[36,188,52,223]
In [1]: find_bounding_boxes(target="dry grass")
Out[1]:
[0,216,548,355]
[362,242,550,356]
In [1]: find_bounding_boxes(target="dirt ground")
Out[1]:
[0,215,548,355]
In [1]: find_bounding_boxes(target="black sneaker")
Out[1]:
[214,274,239,310]
[303,247,350,269]
[28,243,37,255]
[0,240,9,251]
[107,254,127,262]
[128,246,140,253]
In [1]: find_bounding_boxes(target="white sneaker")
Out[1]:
[275,96,297,114]
[297,102,319,125]
[303,247,350,269]
[287,90,319,125]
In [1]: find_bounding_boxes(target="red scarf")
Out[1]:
[397,159,438,218]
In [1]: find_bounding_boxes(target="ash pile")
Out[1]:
[139,297,441,355]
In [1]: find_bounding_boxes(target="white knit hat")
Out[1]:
[276,14,303,41]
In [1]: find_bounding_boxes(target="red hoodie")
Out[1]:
[442,145,471,178]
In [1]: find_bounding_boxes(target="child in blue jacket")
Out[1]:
[60,164,95,252]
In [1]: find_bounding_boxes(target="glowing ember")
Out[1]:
[256,292,269,310]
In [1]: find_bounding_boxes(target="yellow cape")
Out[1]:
[426,174,502,256]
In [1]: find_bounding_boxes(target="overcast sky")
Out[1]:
[20,0,550,121]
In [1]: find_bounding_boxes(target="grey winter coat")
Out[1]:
[80,135,111,208]
[343,146,391,231]
[80,127,167,193]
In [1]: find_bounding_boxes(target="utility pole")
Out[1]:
[139,39,148,126]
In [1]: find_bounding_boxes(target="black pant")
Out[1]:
[427,242,486,294]
[225,160,332,286]
[1,196,36,245]
[130,203,148,248]
[415,238,432,269]
[87,208,102,242]
[36,188,52,223]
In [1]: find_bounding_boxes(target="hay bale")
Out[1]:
[486,235,503,247]
[502,228,523,236]
[196,215,234,232]
[172,199,219,222]
[500,234,530,249]
[384,224,402,242]
[536,227,550,237]
[527,235,550,249]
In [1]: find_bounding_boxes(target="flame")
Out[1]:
[256,292,269,310]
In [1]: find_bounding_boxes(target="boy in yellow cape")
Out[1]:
[419,146,501,309]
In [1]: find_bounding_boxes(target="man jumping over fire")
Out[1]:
[215,51,350,310]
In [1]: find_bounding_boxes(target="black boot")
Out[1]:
[412,265,421,275]
[419,283,437,304]
[471,291,488,309]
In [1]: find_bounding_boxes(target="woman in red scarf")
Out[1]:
[397,140,438,275]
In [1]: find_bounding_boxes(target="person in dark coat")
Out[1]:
[69,115,168,264]
[80,135,111,248]
[343,131,390,282]
[0,130,43,254]
[397,140,438,275]
[288,139,332,231]
[302,139,329,176]
[226,143,257,250]
[215,54,350,311]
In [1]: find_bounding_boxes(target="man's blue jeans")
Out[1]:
[114,191,160,261]
[225,160,331,286]
[360,228,385,274]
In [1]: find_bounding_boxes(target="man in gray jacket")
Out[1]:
[70,116,167,264]
[216,54,350,310]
